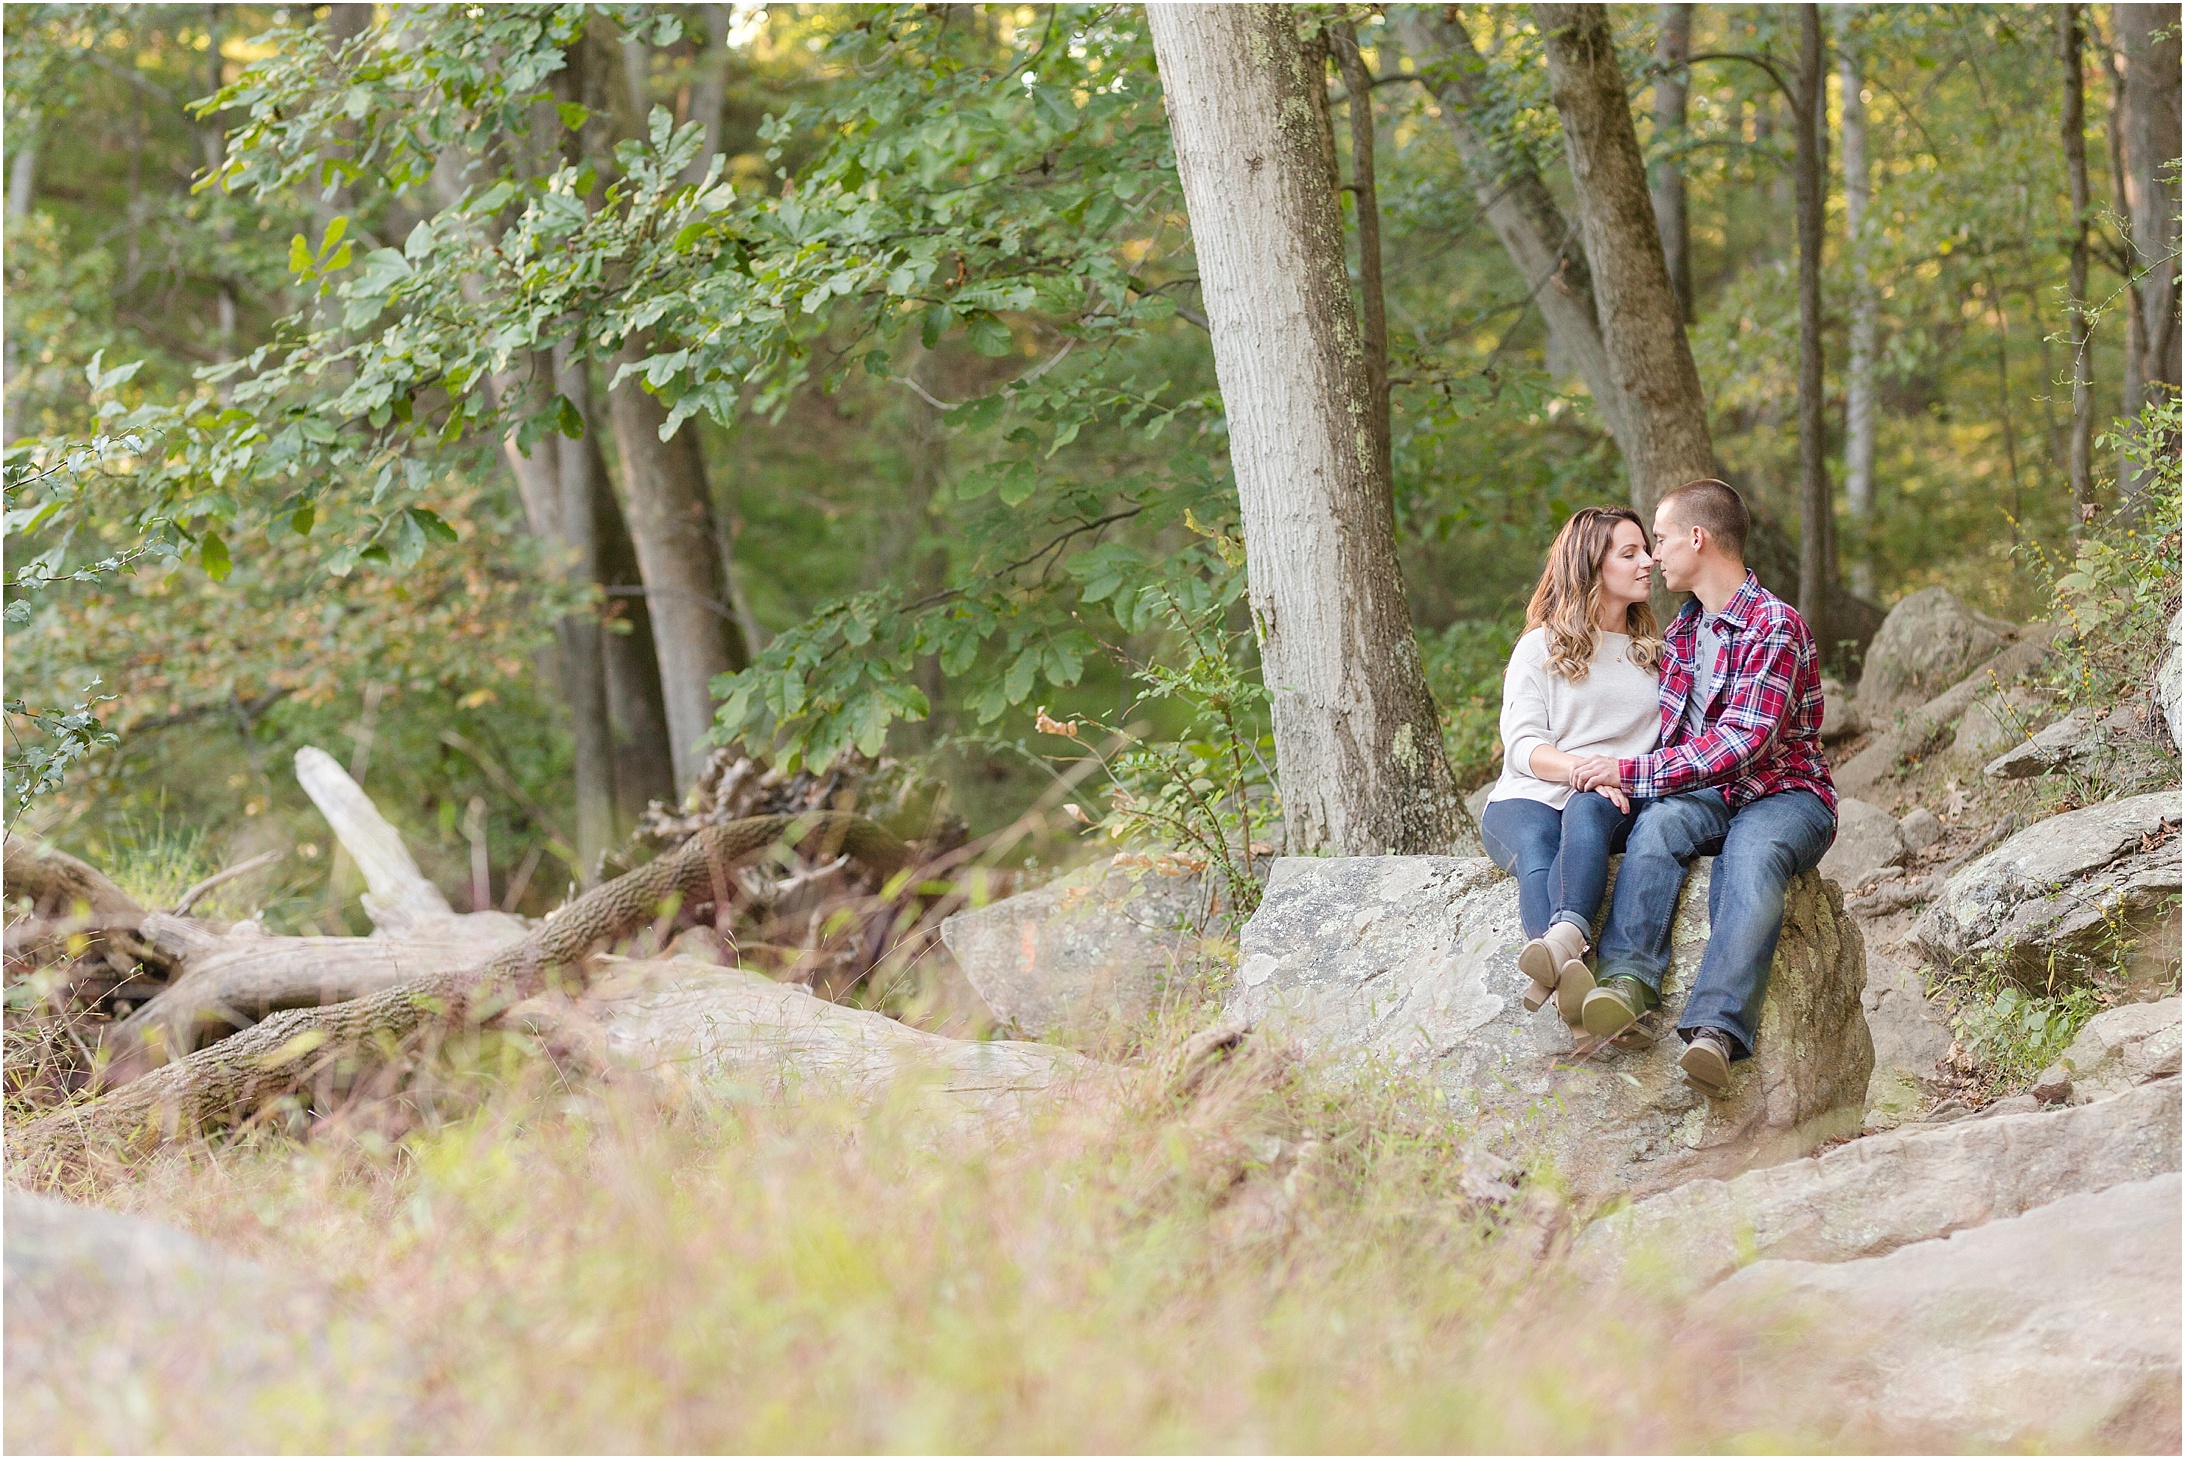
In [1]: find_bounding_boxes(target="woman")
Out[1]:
[1479,506,1663,1026]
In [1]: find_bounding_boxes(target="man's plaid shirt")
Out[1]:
[1616,571,1838,813]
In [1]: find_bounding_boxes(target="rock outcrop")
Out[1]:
[1912,791,2182,987]
[939,854,1211,1043]
[1896,805,1944,852]
[1576,1076,2180,1293]
[1860,946,1952,1126]
[4,1190,414,1454]
[1817,797,1903,889]
[1951,686,2045,759]
[2034,995,2182,1104]
[1696,1173,2181,1453]
[1984,699,2177,788]
[1833,627,2056,798]
[1856,588,2008,712]
[1225,856,1871,1207]
[545,958,1095,1127]
[1818,677,1863,742]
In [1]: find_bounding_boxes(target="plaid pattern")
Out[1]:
[1616,572,1837,813]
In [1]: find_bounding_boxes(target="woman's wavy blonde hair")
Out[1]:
[1525,506,1664,681]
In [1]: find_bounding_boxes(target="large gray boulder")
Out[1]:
[1695,1174,2181,1453]
[2034,995,2182,1104]
[4,1189,414,1453]
[1857,587,2008,712]
[1912,791,2182,988]
[1226,856,1871,1208]
[939,853,1212,1043]
[1817,797,1903,890]
[555,959,1094,1127]
[1576,1076,2179,1294]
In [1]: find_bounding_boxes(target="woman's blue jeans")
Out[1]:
[1478,792,1641,943]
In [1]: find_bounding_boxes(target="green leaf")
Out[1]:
[997,461,1039,507]
[289,233,314,275]
[317,214,349,260]
[406,507,459,544]
[1003,646,1039,705]
[199,530,232,582]
[558,101,591,131]
[289,503,315,537]
[966,313,1015,357]
[555,393,586,439]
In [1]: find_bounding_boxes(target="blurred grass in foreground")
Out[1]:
[46,1023,1853,1453]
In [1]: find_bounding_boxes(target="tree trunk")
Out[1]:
[2060,5,2097,522]
[1532,4,1718,514]
[198,6,239,386]
[1330,23,1392,491]
[6,115,35,221]
[1146,4,1464,856]
[589,430,679,817]
[1391,9,1633,455]
[1791,6,1831,653]
[680,4,735,187]
[1651,4,1695,323]
[607,337,748,793]
[1838,19,1880,599]
[1400,8,1879,649]
[485,350,621,874]
[2116,4,2182,398]
[5,115,35,441]
[2104,37,2146,425]
[554,347,617,882]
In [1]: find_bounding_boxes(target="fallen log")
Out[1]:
[11,811,909,1170]
[97,927,523,1082]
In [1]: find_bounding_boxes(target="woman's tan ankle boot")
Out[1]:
[1517,921,1591,1016]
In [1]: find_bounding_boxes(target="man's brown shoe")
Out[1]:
[1678,1028,1735,1097]
[1580,976,1656,1040]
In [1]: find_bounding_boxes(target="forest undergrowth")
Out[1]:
[32,1010,1871,1454]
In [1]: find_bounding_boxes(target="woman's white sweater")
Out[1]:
[1486,627,1662,810]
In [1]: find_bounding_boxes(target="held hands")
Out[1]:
[1566,755,1629,812]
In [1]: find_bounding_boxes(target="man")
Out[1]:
[1563,479,1837,1098]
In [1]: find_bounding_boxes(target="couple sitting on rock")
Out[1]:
[1478,479,1839,1098]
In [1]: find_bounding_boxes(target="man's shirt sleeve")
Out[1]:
[1617,622,1801,798]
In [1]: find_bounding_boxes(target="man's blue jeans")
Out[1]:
[1595,788,1837,1058]
[1479,792,1641,942]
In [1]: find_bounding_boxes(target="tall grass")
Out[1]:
[39,1026,1862,1454]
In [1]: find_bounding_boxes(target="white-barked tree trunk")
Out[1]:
[1147,4,1463,856]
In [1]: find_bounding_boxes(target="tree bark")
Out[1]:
[1838,18,1879,598]
[1532,4,1718,514]
[2116,4,2183,399]
[1651,4,1695,323]
[2104,35,2146,425]
[1330,23,1392,491]
[1391,9,1632,455]
[555,348,617,881]
[2060,4,2097,522]
[607,337,749,793]
[589,432,679,816]
[680,4,735,187]
[1147,4,1464,856]
[1791,6,1832,653]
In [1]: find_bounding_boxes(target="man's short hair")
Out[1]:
[1658,478,1749,557]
